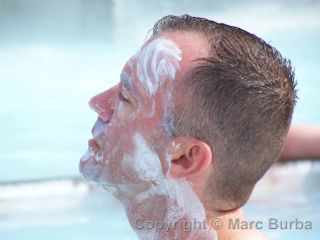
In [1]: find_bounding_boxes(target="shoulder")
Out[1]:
[238,229,269,240]
[219,228,269,240]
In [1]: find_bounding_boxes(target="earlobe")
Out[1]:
[168,137,212,178]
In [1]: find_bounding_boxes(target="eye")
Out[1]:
[118,92,130,103]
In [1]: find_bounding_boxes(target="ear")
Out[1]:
[168,136,212,178]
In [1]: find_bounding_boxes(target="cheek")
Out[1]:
[105,121,164,182]
[122,133,164,183]
[99,129,136,183]
[102,120,134,154]
[99,98,167,183]
[117,101,126,118]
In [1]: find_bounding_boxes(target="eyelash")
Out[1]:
[118,92,129,103]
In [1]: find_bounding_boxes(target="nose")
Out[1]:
[89,85,118,122]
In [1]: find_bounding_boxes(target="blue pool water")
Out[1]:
[1,161,319,240]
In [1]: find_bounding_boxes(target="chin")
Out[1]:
[79,154,118,185]
[79,152,101,182]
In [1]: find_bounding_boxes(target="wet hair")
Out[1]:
[152,15,297,210]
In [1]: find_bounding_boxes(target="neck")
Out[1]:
[105,179,217,240]
[206,208,247,239]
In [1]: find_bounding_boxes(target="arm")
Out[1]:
[279,124,320,161]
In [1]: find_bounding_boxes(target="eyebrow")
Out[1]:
[120,72,137,99]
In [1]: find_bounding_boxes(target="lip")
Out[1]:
[79,138,101,173]
[91,118,109,147]
[88,138,100,153]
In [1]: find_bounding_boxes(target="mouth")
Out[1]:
[88,138,100,152]
[80,119,107,168]
[91,118,109,146]
[80,138,103,164]
[88,138,104,161]
[79,138,103,181]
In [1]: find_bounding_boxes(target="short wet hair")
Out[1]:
[153,15,297,210]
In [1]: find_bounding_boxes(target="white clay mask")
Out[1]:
[80,37,217,240]
[135,38,182,95]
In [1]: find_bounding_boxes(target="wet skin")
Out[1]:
[79,32,217,240]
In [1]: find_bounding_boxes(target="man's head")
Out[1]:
[80,15,296,212]
[151,15,297,210]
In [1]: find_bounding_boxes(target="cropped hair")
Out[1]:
[153,15,297,210]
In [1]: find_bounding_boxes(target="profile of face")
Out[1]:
[79,37,182,186]
[79,33,216,239]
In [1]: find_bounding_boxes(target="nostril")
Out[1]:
[89,97,106,116]
[100,108,114,123]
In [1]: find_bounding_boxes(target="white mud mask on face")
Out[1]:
[134,38,182,96]
[80,37,216,240]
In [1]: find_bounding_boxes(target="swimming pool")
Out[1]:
[1,161,319,240]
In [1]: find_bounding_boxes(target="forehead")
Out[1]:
[121,32,209,99]
[123,37,182,97]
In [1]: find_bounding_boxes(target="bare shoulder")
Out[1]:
[238,229,269,240]
[221,228,269,240]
